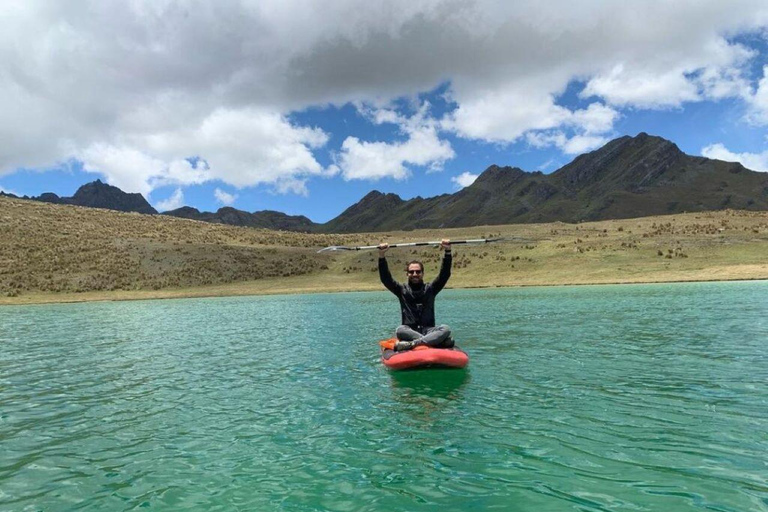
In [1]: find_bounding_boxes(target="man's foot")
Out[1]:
[443,337,455,349]
[394,340,416,351]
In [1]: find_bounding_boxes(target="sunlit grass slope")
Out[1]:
[1,196,766,304]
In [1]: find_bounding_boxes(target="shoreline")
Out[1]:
[3,274,766,307]
[3,200,766,307]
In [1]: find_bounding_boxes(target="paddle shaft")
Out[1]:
[316,237,537,252]
[353,238,499,251]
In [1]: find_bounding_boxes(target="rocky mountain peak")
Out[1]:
[70,180,157,214]
[474,165,526,182]
[553,133,684,190]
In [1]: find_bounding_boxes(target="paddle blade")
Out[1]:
[317,246,352,253]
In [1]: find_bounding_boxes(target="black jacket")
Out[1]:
[379,254,452,332]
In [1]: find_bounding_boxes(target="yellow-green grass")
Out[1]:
[1,196,766,305]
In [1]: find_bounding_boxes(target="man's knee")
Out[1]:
[436,325,453,347]
[396,325,420,340]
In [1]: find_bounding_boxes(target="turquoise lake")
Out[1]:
[1,281,767,511]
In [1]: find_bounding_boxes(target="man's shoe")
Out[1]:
[394,340,415,351]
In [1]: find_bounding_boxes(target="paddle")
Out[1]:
[317,237,535,253]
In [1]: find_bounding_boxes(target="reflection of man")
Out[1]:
[377,239,454,351]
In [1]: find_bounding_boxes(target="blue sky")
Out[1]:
[1,2,767,223]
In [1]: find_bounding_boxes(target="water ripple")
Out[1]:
[1,282,767,510]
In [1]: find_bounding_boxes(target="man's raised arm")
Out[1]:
[378,243,399,294]
[431,239,452,294]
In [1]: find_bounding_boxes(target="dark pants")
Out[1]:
[396,324,453,348]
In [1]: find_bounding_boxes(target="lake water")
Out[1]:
[1,281,767,511]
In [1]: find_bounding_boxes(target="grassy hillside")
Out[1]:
[1,195,767,305]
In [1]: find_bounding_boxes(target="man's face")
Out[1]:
[406,263,424,285]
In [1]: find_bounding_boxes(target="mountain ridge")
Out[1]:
[320,132,766,232]
[3,132,767,232]
[3,179,159,215]
[162,206,315,231]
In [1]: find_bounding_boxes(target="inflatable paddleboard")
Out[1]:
[379,338,469,370]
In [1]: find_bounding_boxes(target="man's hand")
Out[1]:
[378,242,389,257]
[441,239,451,252]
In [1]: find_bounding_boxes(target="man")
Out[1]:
[378,239,454,351]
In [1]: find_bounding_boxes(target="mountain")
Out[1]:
[4,133,767,232]
[0,179,313,230]
[320,191,408,233]
[162,206,314,231]
[3,179,158,214]
[319,133,768,232]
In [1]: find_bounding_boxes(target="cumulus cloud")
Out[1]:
[562,135,612,155]
[527,132,611,155]
[75,108,331,195]
[701,143,768,172]
[452,172,478,188]
[78,145,207,196]
[442,85,621,145]
[570,103,620,134]
[582,38,757,109]
[584,66,704,109]
[155,188,185,212]
[2,0,768,192]
[521,102,618,155]
[335,102,455,180]
[746,66,768,124]
[437,3,766,142]
[214,188,237,205]
[444,88,572,143]
[335,128,453,180]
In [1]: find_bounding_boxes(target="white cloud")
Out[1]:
[584,66,703,109]
[195,108,331,187]
[365,107,402,125]
[523,102,616,155]
[701,143,768,172]
[443,85,620,146]
[746,66,768,124]
[78,145,208,196]
[452,172,478,188]
[526,132,566,149]
[580,42,755,109]
[562,135,610,155]
[443,88,572,143]
[1,0,768,190]
[569,103,620,135]
[336,128,453,180]
[526,132,608,155]
[580,20,758,109]
[336,102,455,180]
[214,188,238,205]
[155,188,185,212]
[76,108,331,195]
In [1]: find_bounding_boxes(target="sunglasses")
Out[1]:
[407,270,423,275]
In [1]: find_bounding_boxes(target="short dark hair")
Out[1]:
[405,260,424,272]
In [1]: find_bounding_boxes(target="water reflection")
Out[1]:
[389,368,470,399]
[386,369,471,431]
